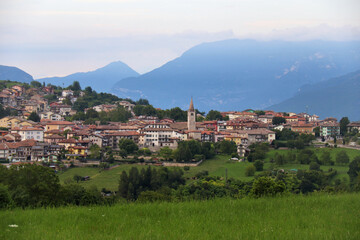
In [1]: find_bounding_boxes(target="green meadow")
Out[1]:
[1,193,359,240]
[58,147,360,191]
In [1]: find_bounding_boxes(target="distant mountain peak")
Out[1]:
[38,61,139,93]
[0,65,34,83]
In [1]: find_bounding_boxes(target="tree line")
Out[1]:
[1,155,359,209]
[0,164,114,209]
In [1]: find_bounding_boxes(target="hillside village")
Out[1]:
[0,80,359,165]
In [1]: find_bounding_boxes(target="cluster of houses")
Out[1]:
[0,84,358,164]
[0,84,135,121]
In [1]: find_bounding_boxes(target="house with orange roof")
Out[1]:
[45,121,74,131]
[290,124,315,135]
[284,116,299,124]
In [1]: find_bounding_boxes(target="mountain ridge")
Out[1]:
[111,39,360,111]
[269,70,360,120]
[0,65,34,83]
[38,61,139,93]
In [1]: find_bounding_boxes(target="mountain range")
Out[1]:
[269,70,360,120]
[0,65,34,83]
[38,61,139,93]
[1,39,360,119]
[111,39,360,111]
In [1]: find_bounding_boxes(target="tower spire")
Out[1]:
[189,97,194,111]
[187,97,196,131]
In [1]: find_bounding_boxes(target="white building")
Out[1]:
[11,126,44,141]
[40,111,63,121]
[62,90,74,98]
[141,123,178,148]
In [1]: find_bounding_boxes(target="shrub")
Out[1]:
[0,184,11,209]
[183,166,190,171]
[309,162,321,171]
[194,154,204,161]
[245,165,256,177]
[253,160,264,171]
[195,170,209,179]
[336,150,350,165]
[251,177,285,197]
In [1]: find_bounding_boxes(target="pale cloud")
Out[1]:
[243,24,360,41]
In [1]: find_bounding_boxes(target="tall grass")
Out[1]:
[1,193,359,239]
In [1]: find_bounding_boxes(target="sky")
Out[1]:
[0,0,359,78]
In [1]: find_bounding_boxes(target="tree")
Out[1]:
[61,183,87,206]
[206,110,223,120]
[255,110,265,116]
[28,111,40,122]
[253,160,264,171]
[160,147,173,160]
[136,98,149,105]
[168,107,187,121]
[294,139,305,149]
[313,127,320,137]
[245,165,256,176]
[340,117,350,136]
[99,162,110,170]
[348,156,360,182]
[275,153,286,165]
[251,177,285,197]
[320,151,332,166]
[119,149,127,158]
[0,104,11,118]
[89,144,101,159]
[118,139,138,154]
[84,86,93,94]
[272,117,286,125]
[7,164,61,207]
[336,150,350,165]
[0,184,11,209]
[62,97,72,106]
[86,109,99,119]
[216,140,237,155]
[73,174,83,183]
[118,171,129,198]
[30,80,42,88]
[175,143,192,162]
[70,81,81,91]
[309,162,321,171]
[73,99,88,112]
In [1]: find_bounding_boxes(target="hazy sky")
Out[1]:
[1,0,359,78]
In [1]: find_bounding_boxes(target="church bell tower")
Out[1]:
[187,98,196,131]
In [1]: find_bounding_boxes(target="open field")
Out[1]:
[265,147,360,162]
[59,155,238,190]
[1,193,359,240]
[58,147,359,191]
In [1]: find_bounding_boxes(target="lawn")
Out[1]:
[264,147,360,181]
[59,164,149,191]
[1,193,359,240]
[59,155,237,190]
[58,146,359,191]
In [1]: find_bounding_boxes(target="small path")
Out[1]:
[108,164,121,170]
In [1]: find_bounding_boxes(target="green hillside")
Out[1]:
[58,148,360,191]
[1,193,359,240]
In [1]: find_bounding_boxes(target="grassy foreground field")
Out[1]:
[1,193,359,240]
